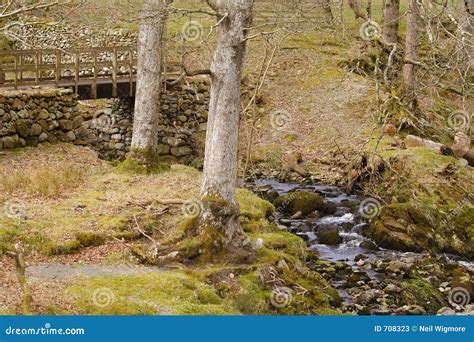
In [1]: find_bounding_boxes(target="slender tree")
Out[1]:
[197,0,254,254]
[457,0,473,72]
[321,0,334,21]
[402,0,420,107]
[382,0,400,44]
[126,0,168,170]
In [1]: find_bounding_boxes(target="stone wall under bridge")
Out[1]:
[0,78,210,164]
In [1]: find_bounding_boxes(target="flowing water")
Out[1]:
[251,179,474,312]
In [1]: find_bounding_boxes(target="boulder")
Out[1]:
[452,132,470,159]
[316,224,343,245]
[464,150,474,166]
[273,191,323,216]
[321,201,338,216]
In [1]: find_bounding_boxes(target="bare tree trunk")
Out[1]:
[198,0,254,253]
[402,0,420,107]
[127,0,167,169]
[321,0,334,21]
[457,0,473,72]
[382,0,400,44]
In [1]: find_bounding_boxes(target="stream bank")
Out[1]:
[251,179,474,315]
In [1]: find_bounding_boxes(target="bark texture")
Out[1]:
[457,0,473,72]
[129,0,167,163]
[382,0,400,44]
[402,0,420,105]
[199,0,254,247]
[321,0,334,21]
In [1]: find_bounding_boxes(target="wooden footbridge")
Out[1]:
[0,47,182,100]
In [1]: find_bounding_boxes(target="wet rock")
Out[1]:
[345,271,371,288]
[437,307,456,315]
[265,190,279,203]
[274,191,323,216]
[316,225,342,245]
[354,254,367,262]
[384,284,401,294]
[355,290,378,305]
[321,201,338,216]
[360,240,379,251]
[291,211,303,219]
[394,305,426,315]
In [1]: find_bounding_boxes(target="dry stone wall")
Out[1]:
[86,79,210,163]
[0,88,88,150]
[0,78,210,164]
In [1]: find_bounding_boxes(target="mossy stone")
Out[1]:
[273,191,323,216]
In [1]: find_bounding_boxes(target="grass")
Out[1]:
[0,144,343,315]
[68,271,239,315]
[0,164,85,198]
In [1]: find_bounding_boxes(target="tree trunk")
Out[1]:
[198,0,254,252]
[382,0,400,44]
[321,0,334,21]
[127,0,167,168]
[402,0,420,106]
[457,0,473,72]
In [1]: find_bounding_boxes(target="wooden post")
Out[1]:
[7,244,32,315]
[55,50,61,87]
[35,52,40,85]
[14,54,18,90]
[74,51,80,95]
[112,48,118,98]
[18,52,23,86]
[93,50,98,99]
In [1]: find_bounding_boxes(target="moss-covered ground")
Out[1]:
[0,144,341,315]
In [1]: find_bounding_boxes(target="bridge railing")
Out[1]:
[0,47,184,99]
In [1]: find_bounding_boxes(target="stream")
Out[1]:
[251,179,474,315]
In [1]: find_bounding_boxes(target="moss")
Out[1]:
[233,273,270,314]
[399,279,447,314]
[68,272,239,315]
[115,150,170,175]
[236,188,275,220]
[362,136,474,257]
[47,239,81,255]
[254,232,306,260]
[75,231,107,247]
[274,191,323,216]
